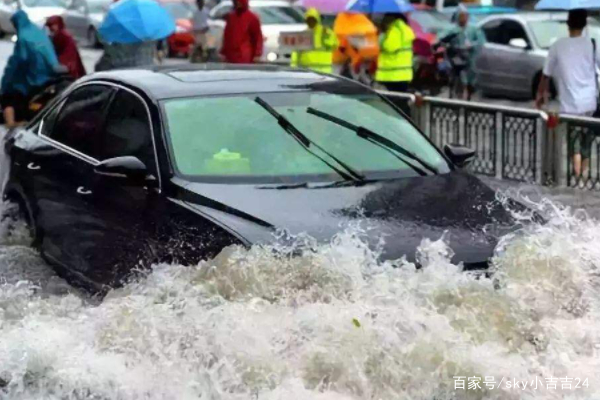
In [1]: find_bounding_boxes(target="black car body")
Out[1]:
[2,64,516,291]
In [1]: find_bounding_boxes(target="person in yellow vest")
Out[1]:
[375,13,415,92]
[290,8,338,74]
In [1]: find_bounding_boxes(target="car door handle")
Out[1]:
[76,186,92,195]
[27,162,41,170]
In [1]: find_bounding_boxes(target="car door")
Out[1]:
[76,87,163,286]
[477,18,511,94]
[63,0,88,42]
[23,84,115,283]
[497,19,534,97]
[477,18,532,97]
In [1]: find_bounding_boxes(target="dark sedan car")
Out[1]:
[3,65,516,291]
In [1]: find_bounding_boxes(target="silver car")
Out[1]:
[62,0,111,47]
[475,12,600,99]
[0,0,67,36]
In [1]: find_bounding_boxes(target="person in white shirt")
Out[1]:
[190,0,210,63]
[537,9,600,181]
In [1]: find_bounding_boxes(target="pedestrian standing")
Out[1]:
[375,13,415,93]
[438,5,485,100]
[220,0,263,63]
[190,0,210,63]
[536,9,600,182]
[45,16,86,80]
[290,8,338,73]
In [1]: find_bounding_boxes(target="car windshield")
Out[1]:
[87,0,111,13]
[21,0,66,7]
[409,11,453,34]
[253,6,304,24]
[163,1,194,19]
[163,92,450,183]
[529,18,600,49]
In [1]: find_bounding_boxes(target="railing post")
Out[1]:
[555,121,569,188]
[495,111,503,180]
[535,116,545,186]
[422,100,432,141]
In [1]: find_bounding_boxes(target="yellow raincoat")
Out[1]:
[291,8,338,74]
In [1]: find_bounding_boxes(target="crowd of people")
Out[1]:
[0,0,487,128]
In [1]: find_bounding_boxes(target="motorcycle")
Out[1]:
[0,65,74,125]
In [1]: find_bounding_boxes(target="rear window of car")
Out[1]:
[162,92,449,183]
[529,18,600,49]
[253,6,304,24]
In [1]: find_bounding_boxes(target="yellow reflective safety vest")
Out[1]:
[375,19,415,83]
[291,25,338,74]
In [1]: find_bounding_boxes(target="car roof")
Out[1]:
[79,64,373,100]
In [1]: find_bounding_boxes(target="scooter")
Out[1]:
[0,65,74,125]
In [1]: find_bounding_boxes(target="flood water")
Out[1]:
[1,178,600,400]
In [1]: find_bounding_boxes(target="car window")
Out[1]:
[211,4,232,19]
[21,0,67,7]
[482,19,527,45]
[101,90,156,173]
[47,85,114,160]
[162,92,450,183]
[87,0,111,13]
[501,20,528,45]
[529,18,600,49]
[253,6,304,24]
[481,19,503,44]
[163,2,193,19]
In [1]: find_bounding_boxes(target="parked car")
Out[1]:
[62,0,111,47]
[3,64,519,291]
[159,0,194,57]
[0,0,66,36]
[475,12,600,99]
[208,0,306,63]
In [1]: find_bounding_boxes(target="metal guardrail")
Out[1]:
[558,115,600,191]
[382,92,549,186]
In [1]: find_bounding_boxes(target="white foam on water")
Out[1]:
[0,195,600,399]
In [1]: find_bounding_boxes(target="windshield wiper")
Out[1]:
[255,97,365,182]
[306,107,439,176]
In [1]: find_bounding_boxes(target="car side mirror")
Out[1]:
[509,38,529,50]
[444,143,475,168]
[94,156,150,184]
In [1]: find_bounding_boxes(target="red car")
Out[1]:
[160,0,195,57]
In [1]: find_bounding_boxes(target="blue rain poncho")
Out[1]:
[1,10,59,96]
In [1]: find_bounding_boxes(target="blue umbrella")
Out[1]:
[535,0,600,9]
[99,0,176,44]
[346,0,414,13]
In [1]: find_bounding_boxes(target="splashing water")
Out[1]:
[1,192,600,400]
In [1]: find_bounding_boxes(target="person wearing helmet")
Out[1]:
[291,8,338,74]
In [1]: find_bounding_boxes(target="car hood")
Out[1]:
[175,172,519,266]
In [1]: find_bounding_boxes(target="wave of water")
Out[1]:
[1,193,600,400]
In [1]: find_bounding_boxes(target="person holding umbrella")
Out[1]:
[95,0,175,71]
[535,8,600,183]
